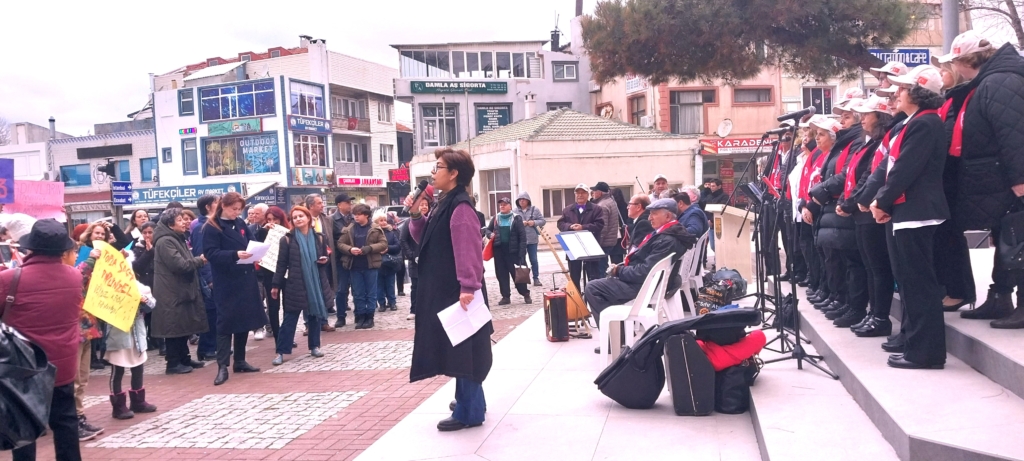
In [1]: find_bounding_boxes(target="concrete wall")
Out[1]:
[0,142,47,180]
[51,130,158,194]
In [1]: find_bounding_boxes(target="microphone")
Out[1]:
[777,106,816,122]
[765,126,793,136]
[403,180,430,214]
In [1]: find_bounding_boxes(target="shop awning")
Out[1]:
[244,182,278,199]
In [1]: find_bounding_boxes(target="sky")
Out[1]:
[1,0,600,136]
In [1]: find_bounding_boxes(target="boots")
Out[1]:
[364,313,375,329]
[961,290,1014,320]
[992,306,1024,329]
[214,366,229,386]
[354,314,366,330]
[110,392,134,420]
[128,388,157,413]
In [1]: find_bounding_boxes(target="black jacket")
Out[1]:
[272,230,332,313]
[809,125,863,250]
[626,209,654,249]
[840,136,884,225]
[619,223,696,296]
[557,201,605,237]
[874,111,950,224]
[400,221,420,278]
[132,244,156,288]
[955,44,1024,230]
[858,114,910,210]
[701,189,729,220]
[487,214,527,261]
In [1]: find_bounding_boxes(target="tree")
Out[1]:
[0,117,10,146]
[961,0,1024,49]
[581,0,927,84]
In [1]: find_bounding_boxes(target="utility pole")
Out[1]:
[942,0,960,53]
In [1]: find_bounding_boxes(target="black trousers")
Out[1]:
[839,247,869,314]
[12,383,80,461]
[583,276,640,324]
[781,217,806,278]
[857,222,895,319]
[815,242,829,297]
[932,220,976,300]
[164,336,191,369]
[568,259,602,294]
[260,269,281,339]
[216,333,248,368]
[888,225,946,365]
[758,204,782,276]
[799,222,822,289]
[822,247,847,303]
[493,248,529,299]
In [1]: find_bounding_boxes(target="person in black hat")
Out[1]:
[591,181,621,278]
[486,197,531,305]
[330,193,355,327]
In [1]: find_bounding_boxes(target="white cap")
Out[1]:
[832,97,864,115]
[841,87,865,100]
[808,115,842,134]
[875,86,898,96]
[868,61,910,78]
[574,183,590,192]
[937,30,994,63]
[779,119,796,128]
[889,65,944,95]
[852,95,891,114]
[653,174,668,182]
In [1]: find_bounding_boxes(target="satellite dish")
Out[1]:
[716,119,734,137]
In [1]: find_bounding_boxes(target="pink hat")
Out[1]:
[938,30,994,63]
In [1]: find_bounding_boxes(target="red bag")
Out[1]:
[482,238,494,261]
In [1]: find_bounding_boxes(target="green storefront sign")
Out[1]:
[410,81,508,94]
[208,118,262,137]
[476,105,511,134]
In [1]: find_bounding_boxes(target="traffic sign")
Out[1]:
[112,181,133,193]
[112,195,133,206]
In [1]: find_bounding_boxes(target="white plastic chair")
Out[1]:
[598,253,675,359]
[663,231,709,321]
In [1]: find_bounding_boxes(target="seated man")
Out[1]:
[584,199,696,326]
[675,192,708,237]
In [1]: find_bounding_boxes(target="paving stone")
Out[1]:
[264,341,414,373]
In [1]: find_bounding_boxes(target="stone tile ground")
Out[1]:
[263,341,413,373]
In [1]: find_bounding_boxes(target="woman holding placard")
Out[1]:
[256,206,289,340]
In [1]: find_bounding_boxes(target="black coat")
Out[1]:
[330,211,353,265]
[626,209,654,249]
[272,230,332,314]
[839,136,884,225]
[955,44,1024,230]
[556,202,605,236]
[874,111,950,224]
[400,221,420,279]
[410,186,492,383]
[201,218,269,334]
[619,223,696,295]
[132,243,155,288]
[487,214,527,261]
[151,223,208,338]
[809,126,863,250]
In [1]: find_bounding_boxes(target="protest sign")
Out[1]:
[82,241,141,332]
[257,224,289,272]
[5,181,65,220]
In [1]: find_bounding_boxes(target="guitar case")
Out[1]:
[663,332,715,416]
[543,291,570,342]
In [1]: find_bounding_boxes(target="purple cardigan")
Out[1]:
[409,202,483,294]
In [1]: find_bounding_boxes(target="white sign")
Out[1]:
[625,74,650,95]
[257,225,290,273]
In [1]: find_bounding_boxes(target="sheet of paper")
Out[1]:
[575,231,605,257]
[437,290,492,347]
[557,232,586,260]
[257,225,289,272]
[237,240,271,264]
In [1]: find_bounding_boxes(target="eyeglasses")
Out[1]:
[432,164,449,174]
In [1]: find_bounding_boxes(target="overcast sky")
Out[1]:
[1,0,599,136]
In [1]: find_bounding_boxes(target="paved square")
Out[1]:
[87,391,367,450]
[264,340,414,373]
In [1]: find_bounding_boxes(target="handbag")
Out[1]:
[1,268,58,450]
[514,265,531,285]
[482,237,494,261]
[998,200,1024,270]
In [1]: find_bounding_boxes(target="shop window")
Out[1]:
[629,96,646,125]
[161,147,172,163]
[199,80,276,123]
[140,158,157,182]
[182,138,198,175]
[294,134,327,167]
[734,88,772,103]
[290,81,325,118]
[547,102,572,111]
[669,90,715,135]
[178,89,194,116]
[379,144,394,163]
[482,169,512,216]
[202,134,280,176]
[803,87,834,117]
[421,105,458,147]
[59,164,91,187]
[116,160,130,182]
[553,62,577,81]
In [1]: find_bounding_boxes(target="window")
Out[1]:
[541,188,576,218]
[495,52,512,78]
[803,87,834,117]
[512,53,526,78]
[202,134,280,176]
[547,102,572,111]
[481,52,493,78]
[199,80,276,122]
[161,147,172,163]
[669,90,715,135]
[240,54,251,62]
[59,164,91,187]
[290,81,325,118]
[140,158,157,182]
[734,88,772,103]
[421,105,458,147]
[332,96,366,119]
[116,160,130,182]
[399,50,451,78]
[629,96,646,125]
[270,50,281,58]
[178,89,194,116]
[526,52,540,78]
[377,102,392,122]
[361,143,368,163]
[293,134,327,167]
[482,169,512,215]
[208,59,219,66]
[553,62,577,81]
[182,139,198,175]
[333,141,364,163]
[379,144,395,163]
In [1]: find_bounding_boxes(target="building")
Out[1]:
[409,109,697,221]
[392,16,594,157]
[150,36,400,209]
[0,120,72,181]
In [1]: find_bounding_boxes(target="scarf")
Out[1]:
[624,220,678,266]
[497,211,513,245]
[939,89,976,158]
[886,109,941,205]
[296,229,328,320]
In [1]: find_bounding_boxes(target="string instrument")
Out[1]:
[538,228,590,323]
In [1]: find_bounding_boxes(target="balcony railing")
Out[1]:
[331,116,371,133]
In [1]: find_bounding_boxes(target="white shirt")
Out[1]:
[788,154,806,222]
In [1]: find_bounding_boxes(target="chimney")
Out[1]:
[576,0,583,17]
[550,29,560,52]
[524,93,537,119]
[299,35,312,48]
[48,117,55,140]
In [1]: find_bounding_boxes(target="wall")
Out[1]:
[0,142,47,180]
[50,130,158,197]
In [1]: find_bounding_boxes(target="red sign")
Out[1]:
[337,176,385,188]
[388,168,410,182]
[700,137,770,154]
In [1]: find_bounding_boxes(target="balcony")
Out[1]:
[331,116,371,134]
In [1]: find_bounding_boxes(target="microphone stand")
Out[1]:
[725,135,777,313]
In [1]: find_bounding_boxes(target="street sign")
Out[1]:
[0,158,14,204]
[112,181,134,205]
[112,195,133,206]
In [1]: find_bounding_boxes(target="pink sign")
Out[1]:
[5,180,66,220]
[337,176,385,188]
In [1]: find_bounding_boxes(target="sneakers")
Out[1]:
[78,415,103,441]
[406,313,416,320]
[254,328,265,341]
[310,348,324,358]
[272,354,284,366]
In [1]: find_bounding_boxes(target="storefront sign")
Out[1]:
[288,115,331,134]
[869,48,931,67]
[625,75,650,95]
[0,159,13,204]
[132,182,241,205]
[700,137,771,155]
[69,203,112,213]
[179,127,197,135]
[6,180,64,220]
[410,81,508,94]
[388,168,410,182]
[202,133,280,176]
[476,105,511,134]
[337,176,385,188]
[208,118,262,137]
[291,167,335,186]
[247,188,278,206]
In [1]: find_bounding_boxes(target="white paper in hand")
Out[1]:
[237,241,271,264]
[437,290,492,347]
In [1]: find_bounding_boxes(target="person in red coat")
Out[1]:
[0,219,85,460]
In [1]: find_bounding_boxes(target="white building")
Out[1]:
[151,36,400,209]
[0,120,71,181]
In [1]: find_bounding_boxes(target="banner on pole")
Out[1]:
[82,241,141,332]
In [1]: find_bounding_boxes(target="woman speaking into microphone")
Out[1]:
[405,148,491,432]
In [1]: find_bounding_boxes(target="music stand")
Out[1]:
[555,230,605,334]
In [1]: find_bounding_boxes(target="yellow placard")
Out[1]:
[82,241,141,332]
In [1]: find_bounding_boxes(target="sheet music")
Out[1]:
[558,233,586,260]
[257,225,289,272]
[575,231,605,257]
[437,290,491,347]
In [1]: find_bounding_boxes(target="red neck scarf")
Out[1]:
[624,220,678,266]
[799,148,826,202]
[941,89,976,157]
[843,144,872,199]
[886,109,940,205]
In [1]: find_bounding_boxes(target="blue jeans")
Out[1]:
[277,310,320,355]
[335,267,351,320]
[377,268,397,307]
[526,243,540,279]
[350,268,379,316]
[453,378,486,425]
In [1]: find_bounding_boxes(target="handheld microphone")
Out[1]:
[777,106,816,122]
[403,180,430,214]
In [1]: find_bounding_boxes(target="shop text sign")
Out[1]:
[476,105,511,134]
[388,168,410,182]
[288,115,331,134]
[869,48,931,67]
[208,118,262,137]
[337,176,385,188]
[700,138,771,155]
[132,182,241,205]
[411,81,508,94]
